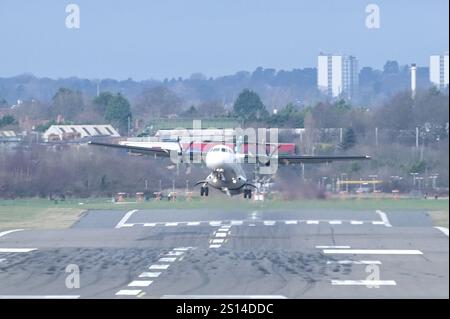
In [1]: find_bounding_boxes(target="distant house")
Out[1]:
[43,125,120,142]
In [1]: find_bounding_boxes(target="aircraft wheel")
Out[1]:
[200,187,205,197]
[204,187,209,197]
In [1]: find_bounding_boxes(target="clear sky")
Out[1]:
[0,0,448,80]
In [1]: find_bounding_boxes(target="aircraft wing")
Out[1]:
[88,141,172,158]
[275,154,371,165]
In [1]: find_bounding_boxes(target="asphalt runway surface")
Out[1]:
[0,207,448,299]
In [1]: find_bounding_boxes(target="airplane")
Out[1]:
[89,139,370,199]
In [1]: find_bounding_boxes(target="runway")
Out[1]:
[0,208,448,298]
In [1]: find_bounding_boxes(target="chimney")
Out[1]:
[410,63,417,99]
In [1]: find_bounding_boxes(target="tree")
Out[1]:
[105,93,131,134]
[134,86,182,118]
[93,92,114,116]
[0,115,17,128]
[51,88,84,120]
[233,89,268,122]
[339,127,357,150]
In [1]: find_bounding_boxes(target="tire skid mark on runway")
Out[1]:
[115,247,194,298]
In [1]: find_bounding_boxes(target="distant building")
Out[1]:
[430,53,449,90]
[318,53,359,100]
[43,124,120,142]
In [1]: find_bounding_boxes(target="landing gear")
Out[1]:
[243,189,252,199]
[200,186,209,197]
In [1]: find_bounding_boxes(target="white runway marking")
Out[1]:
[0,229,25,238]
[0,248,37,253]
[376,210,392,227]
[327,260,382,265]
[323,249,423,255]
[115,209,138,229]
[209,244,221,248]
[435,227,449,237]
[143,223,156,227]
[139,272,161,278]
[158,257,177,263]
[212,239,225,244]
[165,222,178,227]
[218,228,230,232]
[316,245,351,249]
[307,220,319,224]
[149,264,170,270]
[0,295,80,299]
[187,222,201,226]
[331,280,396,286]
[215,232,227,238]
[329,221,342,225]
[128,280,153,287]
[166,251,184,256]
[0,258,5,262]
[372,221,385,225]
[209,221,222,226]
[231,220,243,225]
[173,247,191,251]
[116,290,142,296]
[350,221,364,225]
[285,220,298,225]
[264,221,276,226]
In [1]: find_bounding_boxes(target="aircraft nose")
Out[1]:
[206,152,225,169]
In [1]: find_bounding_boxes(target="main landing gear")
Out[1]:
[200,185,209,197]
[243,189,252,199]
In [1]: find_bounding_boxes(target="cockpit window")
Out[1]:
[221,148,226,152]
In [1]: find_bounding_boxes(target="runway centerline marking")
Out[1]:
[307,220,319,224]
[0,248,37,253]
[158,257,177,263]
[327,260,382,265]
[0,229,25,238]
[115,209,138,229]
[376,210,392,227]
[128,280,153,287]
[329,221,342,225]
[435,227,449,237]
[149,264,170,270]
[166,251,184,256]
[331,280,396,286]
[116,290,142,296]
[323,249,423,255]
[139,272,161,278]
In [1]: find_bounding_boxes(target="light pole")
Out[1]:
[368,174,378,192]
[410,172,419,189]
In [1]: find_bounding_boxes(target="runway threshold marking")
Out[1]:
[115,209,138,229]
[327,260,382,265]
[0,229,25,238]
[376,210,392,227]
[149,264,170,270]
[323,249,423,255]
[435,227,449,237]
[0,248,37,253]
[331,280,396,286]
[139,272,161,278]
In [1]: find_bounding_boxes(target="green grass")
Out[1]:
[1,197,448,229]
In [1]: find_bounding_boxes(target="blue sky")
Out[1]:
[0,0,448,80]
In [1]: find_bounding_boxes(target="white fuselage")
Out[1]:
[204,145,248,195]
